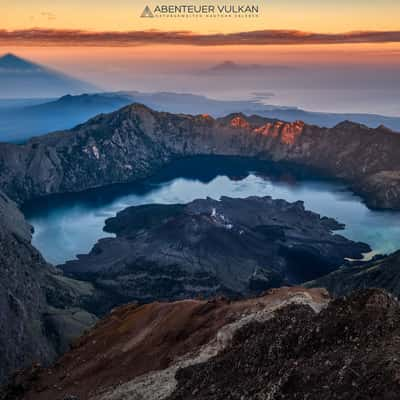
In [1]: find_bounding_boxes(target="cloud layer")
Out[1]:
[1,28,400,47]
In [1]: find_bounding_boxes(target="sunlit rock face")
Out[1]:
[253,120,305,144]
[229,115,251,129]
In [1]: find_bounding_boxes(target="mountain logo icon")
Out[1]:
[140,6,154,18]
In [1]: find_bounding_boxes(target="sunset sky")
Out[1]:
[1,0,399,114]
[2,0,400,63]
[2,0,400,33]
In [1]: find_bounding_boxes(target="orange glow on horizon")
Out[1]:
[1,42,400,69]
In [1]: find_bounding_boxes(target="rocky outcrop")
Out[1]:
[306,251,400,298]
[356,171,400,209]
[6,288,400,400]
[0,287,329,400]
[0,105,399,209]
[0,191,97,384]
[0,191,54,384]
[168,289,400,400]
[61,196,369,303]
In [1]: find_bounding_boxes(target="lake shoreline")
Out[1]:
[21,156,400,265]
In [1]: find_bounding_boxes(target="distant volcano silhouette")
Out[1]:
[204,60,292,74]
[0,53,99,98]
[0,53,42,71]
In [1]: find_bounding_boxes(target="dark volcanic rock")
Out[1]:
[61,196,369,303]
[306,250,400,298]
[0,104,399,210]
[0,191,97,384]
[169,289,400,400]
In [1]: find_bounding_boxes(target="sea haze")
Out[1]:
[1,91,400,143]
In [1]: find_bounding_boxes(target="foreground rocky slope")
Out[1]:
[0,104,399,209]
[61,196,369,302]
[1,287,329,400]
[169,289,400,400]
[0,191,97,384]
[307,251,400,298]
[5,288,400,400]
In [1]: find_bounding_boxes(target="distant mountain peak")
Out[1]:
[377,124,394,133]
[205,60,292,74]
[219,60,237,67]
[0,53,99,98]
[1,52,18,59]
[1,53,21,61]
[209,61,243,72]
[0,53,41,71]
[334,120,369,130]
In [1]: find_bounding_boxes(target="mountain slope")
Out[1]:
[1,287,329,400]
[0,93,132,142]
[0,191,98,384]
[169,289,400,400]
[5,288,400,400]
[0,53,98,99]
[0,191,55,383]
[0,104,399,210]
[306,251,400,298]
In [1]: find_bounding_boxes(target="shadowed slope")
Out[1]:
[306,251,400,298]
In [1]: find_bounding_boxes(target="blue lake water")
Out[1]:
[22,157,400,265]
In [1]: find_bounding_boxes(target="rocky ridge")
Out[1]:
[0,104,399,209]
